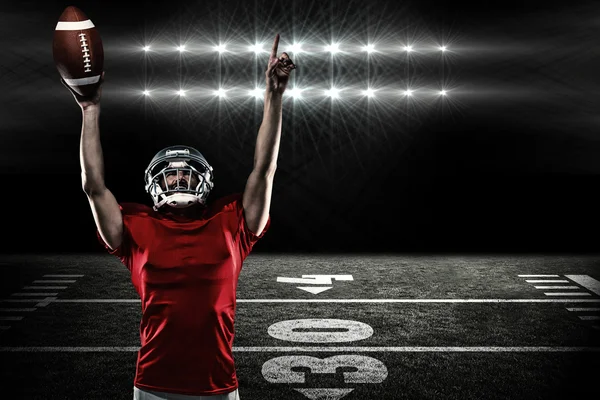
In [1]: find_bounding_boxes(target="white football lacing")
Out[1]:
[78,33,92,73]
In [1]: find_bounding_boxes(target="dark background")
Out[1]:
[1,0,600,254]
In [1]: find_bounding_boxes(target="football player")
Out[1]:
[61,34,295,400]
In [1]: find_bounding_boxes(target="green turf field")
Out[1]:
[1,254,599,399]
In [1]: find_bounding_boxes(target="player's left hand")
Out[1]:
[265,34,296,95]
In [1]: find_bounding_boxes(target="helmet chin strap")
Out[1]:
[154,193,200,210]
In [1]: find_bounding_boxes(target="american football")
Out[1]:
[52,6,103,97]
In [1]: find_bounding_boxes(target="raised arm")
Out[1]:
[63,73,123,250]
[242,34,296,235]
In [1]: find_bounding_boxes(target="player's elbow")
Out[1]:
[253,163,277,178]
[81,182,95,196]
[81,174,106,196]
[81,180,105,197]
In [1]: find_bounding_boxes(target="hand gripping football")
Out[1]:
[53,6,104,97]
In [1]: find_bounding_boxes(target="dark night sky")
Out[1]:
[1,0,600,253]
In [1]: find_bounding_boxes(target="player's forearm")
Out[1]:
[80,105,106,194]
[254,92,283,174]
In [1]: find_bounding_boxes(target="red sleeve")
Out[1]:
[96,204,133,269]
[231,193,271,258]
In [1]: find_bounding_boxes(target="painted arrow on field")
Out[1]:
[277,275,353,294]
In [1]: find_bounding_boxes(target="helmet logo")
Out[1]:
[166,149,190,157]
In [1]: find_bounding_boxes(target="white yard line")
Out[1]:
[0,346,598,352]
[526,280,569,283]
[544,293,592,297]
[0,298,598,304]
[566,308,600,312]
[518,275,560,278]
[23,287,67,290]
[233,346,600,352]
[0,297,56,307]
[534,286,579,290]
[48,299,139,303]
[234,298,600,303]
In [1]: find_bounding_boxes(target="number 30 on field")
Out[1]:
[261,319,388,398]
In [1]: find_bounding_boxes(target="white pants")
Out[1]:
[133,386,240,400]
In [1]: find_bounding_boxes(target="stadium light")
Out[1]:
[362,44,376,53]
[325,43,340,53]
[324,88,340,98]
[288,87,303,98]
[363,88,376,97]
[249,44,264,54]
[289,43,303,54]
[214,44,227,53]
[249,87,264,98]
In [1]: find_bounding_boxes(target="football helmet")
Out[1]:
[144,145,214,210]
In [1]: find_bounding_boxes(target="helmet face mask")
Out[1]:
[159,166,195,192]
[144,146,214,211]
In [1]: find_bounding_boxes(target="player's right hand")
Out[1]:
[61,71,105,110]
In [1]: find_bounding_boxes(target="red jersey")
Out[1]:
[96,193,269,396]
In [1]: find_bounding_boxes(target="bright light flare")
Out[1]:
[249,87,264,98]
[143,90,151,96]
[362,88,376,97]
[214,88,227,97]
[440,90,447,96]
[403,45,413,52]
[248,43,265,54]
[214,44,227,53]
[143,45,151,52]
[289,43,303,54]
[177,45,186,52]
[439,45,447,52]
[177,89,186,97]
[288,87,303,98]
[325,43,340,53]
[362,44,376,53]
[324,88,340,98]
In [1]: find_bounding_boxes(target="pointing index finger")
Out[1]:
[271,33,280,59]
